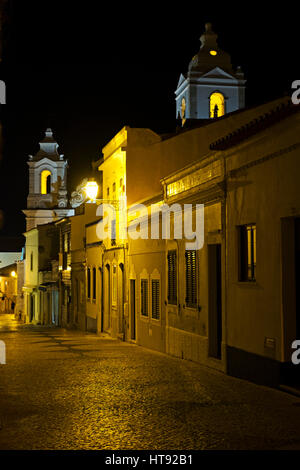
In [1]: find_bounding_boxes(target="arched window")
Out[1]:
[41,170,52,194]
[209,92,225,118]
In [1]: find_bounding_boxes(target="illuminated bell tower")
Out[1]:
[175,23,246,122]
[23,128,74,231]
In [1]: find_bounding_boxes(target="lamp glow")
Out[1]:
[11,271,16,277]
[210,50,217,56]
[85,180,99,201]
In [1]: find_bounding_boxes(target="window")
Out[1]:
[209,92,225,118]
[64,232,70,252]
[141,279,148,316]
[113,182,116,193]
[107,187,110,198]
[64,288,68,306]
[87,268,91,299]
[111,219,116,246]
[167,250,177,304]
[112,264,117,306]
[238,224,256,281]
[119,178,123,188]
[92,267,96,300]
[63,232,70,269]
[181,97,186,122]
[185,250,197,308]
[151,279,160,320]
[30,252,33,271]
[41,170,51,194]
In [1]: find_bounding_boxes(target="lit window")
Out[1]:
[185,250,197,308]
[181,97,186,121]
[210,92,225,118]
[41,170,51,194]
[238,224,256,281]
[210,50,217,56]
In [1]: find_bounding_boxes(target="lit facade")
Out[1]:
[0,263,18,313]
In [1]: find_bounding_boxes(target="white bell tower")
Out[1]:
[23,128,74,231]
[175,23,246,123]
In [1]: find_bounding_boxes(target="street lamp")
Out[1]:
[11,271,16,278]
[85,179,99,202]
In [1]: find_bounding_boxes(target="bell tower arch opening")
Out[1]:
[41,170,52,194]
[209,92,225,118]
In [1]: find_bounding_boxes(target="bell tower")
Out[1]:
[175,23,246,123]
[23,128,74,231]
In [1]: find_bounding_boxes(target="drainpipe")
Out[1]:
[223,153,228,372]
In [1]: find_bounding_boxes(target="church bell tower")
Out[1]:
[23,128,74,231]
[175,23,246,123]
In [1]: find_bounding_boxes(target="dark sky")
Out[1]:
[0,2,299,236]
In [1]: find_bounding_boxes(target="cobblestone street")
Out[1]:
[0,313,300,450]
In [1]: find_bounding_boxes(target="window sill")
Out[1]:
[184,306,198,311]
[140,314,149,322]
[150,317,161,323]
[235,281,262,289]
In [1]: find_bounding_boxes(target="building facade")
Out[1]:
[18,25,300,389]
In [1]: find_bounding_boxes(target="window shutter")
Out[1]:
[185,250,197,307]
[167,250,177,304]
[152,279,160,320]
[141,279,148,316]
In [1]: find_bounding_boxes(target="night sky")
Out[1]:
[0,2,298,236]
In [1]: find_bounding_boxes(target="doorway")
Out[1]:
[208,244,222,359]
[119,264,125,338]
[104,264,111,331]
[30,294,34,322]
[52,290,59,325]
[130,279,136,340]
